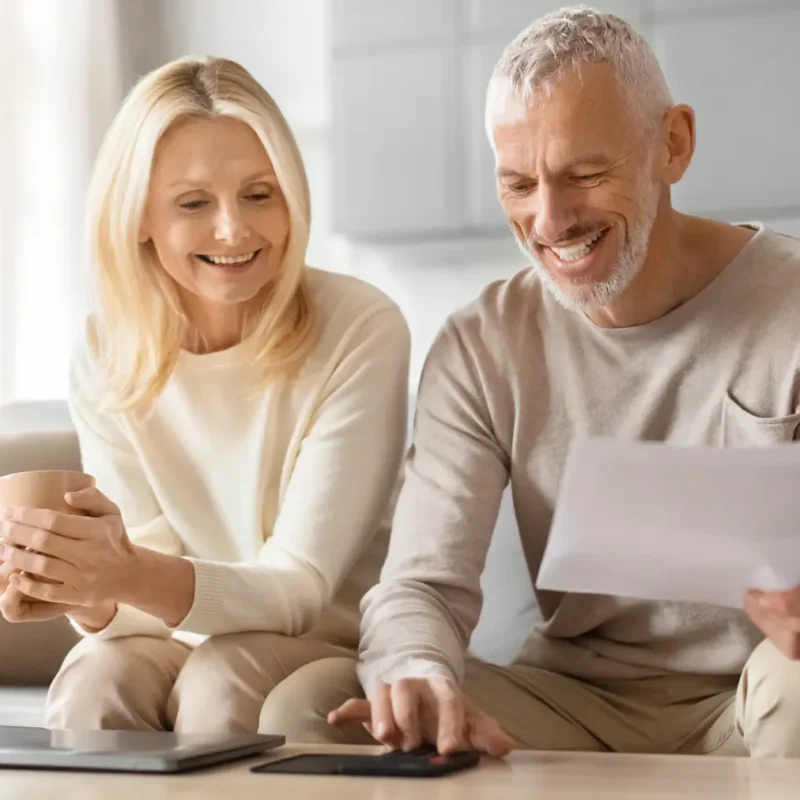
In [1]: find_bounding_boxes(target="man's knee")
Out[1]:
[46,636,185,730]
[258,657,371,744]
[738,639,800,757]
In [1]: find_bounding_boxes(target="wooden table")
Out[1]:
[2,745,800,799]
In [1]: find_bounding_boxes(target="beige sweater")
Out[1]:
[69,268,409,645]
[359,225,800,694]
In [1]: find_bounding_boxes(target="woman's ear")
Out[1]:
[138,217,150,244]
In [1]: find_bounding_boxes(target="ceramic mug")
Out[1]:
[0,470,96,591]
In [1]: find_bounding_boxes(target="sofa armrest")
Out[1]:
[0,616,79,687]
[0,430,81,477]
[0,400,74,434]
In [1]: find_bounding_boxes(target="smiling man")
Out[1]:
[323,7,800,758]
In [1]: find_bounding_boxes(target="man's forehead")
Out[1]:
[487,63,637,146]
[488,88,638,175]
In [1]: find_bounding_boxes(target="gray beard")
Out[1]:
[518,189,660,313]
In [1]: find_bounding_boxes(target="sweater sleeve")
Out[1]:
[67,338,182,640]
[357,317,510,696]
[172,305,411,636]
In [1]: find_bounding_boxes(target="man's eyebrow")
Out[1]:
[496,155,616,178]
[560,154,614,171]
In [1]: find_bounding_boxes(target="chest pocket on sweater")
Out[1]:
[721,391,800,446]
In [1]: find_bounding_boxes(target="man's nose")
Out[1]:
[532,182,579,245]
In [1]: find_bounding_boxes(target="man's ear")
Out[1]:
[657,104,696,186]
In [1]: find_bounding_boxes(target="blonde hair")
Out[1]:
[86,55,316,411]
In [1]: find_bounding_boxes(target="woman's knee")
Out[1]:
[258,657,371,744]
[46,636,187,730]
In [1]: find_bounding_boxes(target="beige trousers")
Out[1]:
[47,635,800,755]
[45,632,366,743]
[251,639,800,756]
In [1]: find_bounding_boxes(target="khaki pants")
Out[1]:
[45,632,367,743]
[249,639,800,756]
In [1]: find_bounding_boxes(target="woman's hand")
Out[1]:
[0,559,14,595]
[0,585,77,623]
[0,486,137,608]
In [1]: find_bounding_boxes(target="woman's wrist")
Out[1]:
[117,546,195,628]
[69,602,117,632]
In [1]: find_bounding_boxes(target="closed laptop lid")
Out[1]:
[0,726,284,773]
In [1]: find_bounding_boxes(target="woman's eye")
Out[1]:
[179,200,207,210]
[247,193,272,202]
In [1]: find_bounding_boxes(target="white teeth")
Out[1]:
[204,251,257,265]
[550,230,605,262]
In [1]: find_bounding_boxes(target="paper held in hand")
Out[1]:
[536,437,800,608]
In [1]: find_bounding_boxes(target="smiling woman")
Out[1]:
[0,55,410,744]
[88,56,319,410]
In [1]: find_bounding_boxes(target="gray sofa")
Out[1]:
[0,400,536,727]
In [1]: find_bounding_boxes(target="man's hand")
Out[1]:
[745,587,800,659]
[328,677,514,757]
[0,487,136,607]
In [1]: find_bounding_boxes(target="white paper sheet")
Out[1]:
[536,437,800,608]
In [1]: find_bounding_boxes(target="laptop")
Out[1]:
[0,726,284,773]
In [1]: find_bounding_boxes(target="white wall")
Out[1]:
[0,0,127,406]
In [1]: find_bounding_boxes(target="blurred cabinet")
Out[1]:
[333,0,456,48]
[462,40,507,230]
[464,0,645,35]
[332,49,462,238]
[651,0,785,13]
[652,7,800,216]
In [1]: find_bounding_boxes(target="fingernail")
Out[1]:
[1,508,11,519]
[441,737,458,752]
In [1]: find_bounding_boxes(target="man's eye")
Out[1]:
[574,173,602,184]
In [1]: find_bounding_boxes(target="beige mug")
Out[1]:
[0,470,96,592]
[0,470,95,513]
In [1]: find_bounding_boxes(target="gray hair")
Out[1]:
[490,5,673,130]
